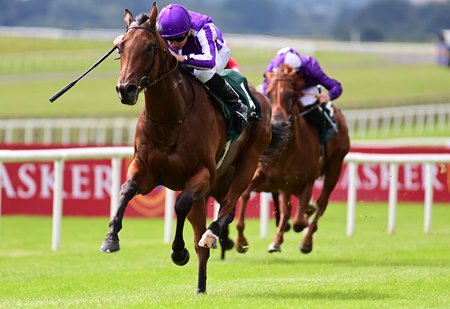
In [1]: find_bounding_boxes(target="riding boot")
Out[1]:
[205,73,248,134]
[303,105,327,144]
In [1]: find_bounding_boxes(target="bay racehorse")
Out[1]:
[235,64,350,254]
[99,3,284,294]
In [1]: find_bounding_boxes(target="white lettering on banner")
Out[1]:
[403,164,420,190]
[40,164,53,198]
[72,164,90,199]
[94,165,111,199]
[361,164,378,190]
[17,163,37,199]
[314,162,446,193]
[379,164,390,190]
[1,162,112,200]
[1,166,16,198]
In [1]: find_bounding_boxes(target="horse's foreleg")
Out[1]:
[100,178,138,252]
[171,191,194,266]
[293,185,313,233]
[235,190,250,253]
[173,168,211,265]
[187,200,209,294]
[268,192,290,252]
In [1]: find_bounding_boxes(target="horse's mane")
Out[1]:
[135,13,149,25]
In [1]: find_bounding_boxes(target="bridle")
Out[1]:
[125,26,179,92]
[269,76,297,119]
[122,25,195,125]
[269,75,316,122]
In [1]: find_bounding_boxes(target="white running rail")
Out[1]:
[1,148,450,251]
[1,103,449,145]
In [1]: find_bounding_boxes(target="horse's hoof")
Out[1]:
[300,243,312,254]
[293,224,304,233]
[100,237,120,253]
[171,248,190,266]
[236,244,249,254]
[267,243,281,253]
[196,288,207,294]
[198,229,218,249]
[221,238,234,251]
[283,222,291,232]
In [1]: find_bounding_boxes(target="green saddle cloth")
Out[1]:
[211,69,262,141]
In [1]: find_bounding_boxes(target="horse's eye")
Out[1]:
[144,45,154,54]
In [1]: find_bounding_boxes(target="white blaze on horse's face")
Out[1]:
[116,24,156,106]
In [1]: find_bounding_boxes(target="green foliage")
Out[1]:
[1,204,449,307]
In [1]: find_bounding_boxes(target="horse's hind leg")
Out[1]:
[202,148,263,251]
[187,200,209,294]
[100,178,138,252]
[301,157,344,254]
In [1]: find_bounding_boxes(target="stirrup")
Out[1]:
[235,104,248,122]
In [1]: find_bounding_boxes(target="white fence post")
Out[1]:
[164,188,175,244]
[52,159,64,251]
[260,192,270,238]
[423,163,433,234]
[346,162,357,237]
[387,163,399,235]
[110,157,122,219]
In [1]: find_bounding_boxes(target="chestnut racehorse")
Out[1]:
[99,3,281,293]
[235,64,350,254]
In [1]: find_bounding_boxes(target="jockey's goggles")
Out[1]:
[166,32,188,42]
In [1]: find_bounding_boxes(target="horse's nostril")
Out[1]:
[126,85,138,95]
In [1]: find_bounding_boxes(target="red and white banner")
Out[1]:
[1,144,449,217]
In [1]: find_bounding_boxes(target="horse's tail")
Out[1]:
[263,121,291,156]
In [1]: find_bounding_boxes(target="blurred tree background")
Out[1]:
[1,0,450,42]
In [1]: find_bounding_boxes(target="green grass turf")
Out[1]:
[2,37,450,119]
[1,203,449,308]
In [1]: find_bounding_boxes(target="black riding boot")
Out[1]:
[205,73,248,134]
[303,105,327,144]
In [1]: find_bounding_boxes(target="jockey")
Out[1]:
[263,47,342,143]
[157,4,248,133]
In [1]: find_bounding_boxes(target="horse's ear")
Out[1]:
[149,2,158,28]
[124,9,133,28]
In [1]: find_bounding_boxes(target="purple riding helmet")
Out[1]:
[158,4,191,38]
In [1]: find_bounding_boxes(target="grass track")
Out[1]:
[1,203,449,308]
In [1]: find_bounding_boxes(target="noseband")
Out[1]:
[125,26,179,92]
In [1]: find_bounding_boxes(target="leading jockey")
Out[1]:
[157,4,248,133]
[263,47,343,143]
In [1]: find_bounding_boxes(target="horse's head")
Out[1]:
[115,3,167,105]
[266,64,305,123]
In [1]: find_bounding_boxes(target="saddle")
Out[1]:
[303,102,338,145]
[214,70,262,141]
[179,65,262,141]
